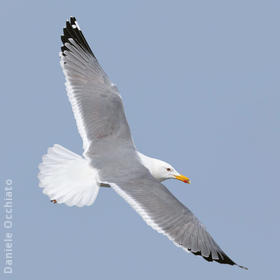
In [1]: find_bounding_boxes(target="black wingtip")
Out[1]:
[192,250,234,265]
[70,17,77,25]
[237,264,248,270]
[60,17,95,58]
[191,249,247,269]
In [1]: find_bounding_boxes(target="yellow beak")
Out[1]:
[175,174,191,184]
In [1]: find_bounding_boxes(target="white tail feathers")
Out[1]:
[38,144,100,207]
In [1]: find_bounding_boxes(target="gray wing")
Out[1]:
[60,17,134,157]
[108,174,246,269]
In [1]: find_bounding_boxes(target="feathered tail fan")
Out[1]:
[38,144,100,207]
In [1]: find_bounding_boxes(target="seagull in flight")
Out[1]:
[38,17,247,270]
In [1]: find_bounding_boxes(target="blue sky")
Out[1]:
[1,1,279,279]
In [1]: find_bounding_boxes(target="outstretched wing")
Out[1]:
[60,17,134,157]
[108,175,246,269]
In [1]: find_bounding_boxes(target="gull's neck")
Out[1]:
[137,152,166,182]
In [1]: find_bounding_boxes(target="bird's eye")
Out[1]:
[166,168,171,172]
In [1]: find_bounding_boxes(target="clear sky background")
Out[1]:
[1,0,279,279]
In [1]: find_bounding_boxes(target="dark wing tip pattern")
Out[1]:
[191,249,247,270]
[192,249,234,265]
[61,17,95,58]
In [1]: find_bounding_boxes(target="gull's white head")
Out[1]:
[137,152,190,184]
